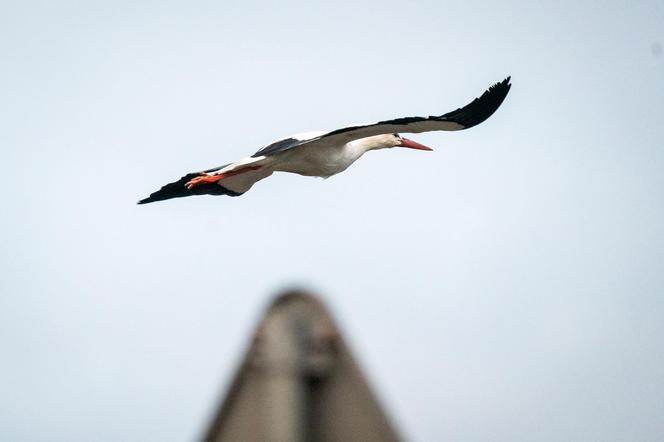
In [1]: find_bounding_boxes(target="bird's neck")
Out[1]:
[346,136,384,156]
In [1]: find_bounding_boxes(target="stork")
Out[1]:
[138,77,511,204]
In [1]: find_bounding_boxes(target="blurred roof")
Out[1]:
[202,291,400,442]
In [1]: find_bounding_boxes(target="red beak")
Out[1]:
[398,137,433,151]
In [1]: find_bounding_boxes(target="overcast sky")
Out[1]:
[1,0,663,440]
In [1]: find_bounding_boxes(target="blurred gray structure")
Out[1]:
[202,291,400,442]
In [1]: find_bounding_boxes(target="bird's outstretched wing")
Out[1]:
[137,164,241,204]
[137,155,275,204]
[252,76,511,158]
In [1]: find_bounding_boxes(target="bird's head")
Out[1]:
[363,133,433,152]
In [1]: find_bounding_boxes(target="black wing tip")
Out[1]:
[137,196,158,205]
[443,76,512,129]
[136,193,175,205]
[137,173,243,205]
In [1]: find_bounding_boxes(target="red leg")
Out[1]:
[185,165,262,189]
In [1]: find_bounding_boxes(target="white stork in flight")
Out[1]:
[138,77,511,204]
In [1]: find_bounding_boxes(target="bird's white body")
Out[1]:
[220,135,391,193]
[138,77,511,204]
[274,136,379,177]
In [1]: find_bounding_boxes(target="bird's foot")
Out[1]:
[185,174,222,189]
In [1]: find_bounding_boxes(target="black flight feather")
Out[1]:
[137,165,242,205]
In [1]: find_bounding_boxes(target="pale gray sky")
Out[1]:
[1,0,663,440]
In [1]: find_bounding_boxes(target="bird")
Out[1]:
[138,77,511,204]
